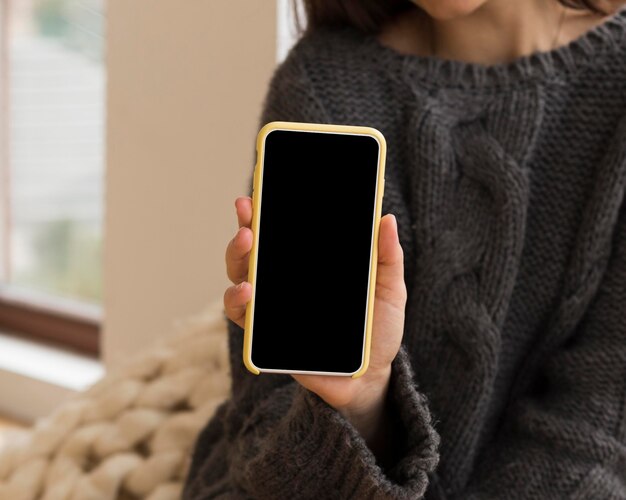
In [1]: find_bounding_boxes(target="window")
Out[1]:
[0,0,105,354]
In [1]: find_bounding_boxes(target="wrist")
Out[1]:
[339,372,399,470]
[337,366,392,441]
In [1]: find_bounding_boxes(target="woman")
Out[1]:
[184,1,626,498]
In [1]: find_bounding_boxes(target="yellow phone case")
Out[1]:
[243,121,387,379]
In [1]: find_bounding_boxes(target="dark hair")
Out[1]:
[296,0,608,35]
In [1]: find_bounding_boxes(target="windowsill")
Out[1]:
[0,331,104,423]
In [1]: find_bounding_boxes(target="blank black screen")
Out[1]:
[251,129,380,374]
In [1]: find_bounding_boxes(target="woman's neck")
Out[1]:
[377,0,613,65]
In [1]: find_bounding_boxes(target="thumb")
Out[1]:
[375,214,406,306]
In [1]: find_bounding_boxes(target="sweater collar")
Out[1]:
[355,4,626,90]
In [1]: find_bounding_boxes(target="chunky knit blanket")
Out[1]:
[0,300,230,500]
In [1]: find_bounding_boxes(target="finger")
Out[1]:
[235,196,253,229]
[224,281,252,328]
[375,214,406,305]
[226,226,253,284]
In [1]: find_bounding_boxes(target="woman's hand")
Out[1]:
[224,195,407,445]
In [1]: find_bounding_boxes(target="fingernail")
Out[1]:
[390,214,399,241]
[236,282,245,291]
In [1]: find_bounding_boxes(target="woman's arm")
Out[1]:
[182,318,440,499]
[233,322,439,499]
[182,45,441,499]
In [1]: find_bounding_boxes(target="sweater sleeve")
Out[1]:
[458,202,626,499]
[182,44,440,500]
[182,320,440,500]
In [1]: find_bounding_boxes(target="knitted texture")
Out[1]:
[184,6,626,500]
[0,300,231,500]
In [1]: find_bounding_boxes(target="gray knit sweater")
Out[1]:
[184,7,626,499]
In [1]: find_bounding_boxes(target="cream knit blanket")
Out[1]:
[0,300,230,500]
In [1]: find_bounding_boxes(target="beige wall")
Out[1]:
[104,1,277,368]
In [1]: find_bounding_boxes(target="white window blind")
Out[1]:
[0,0,105,309]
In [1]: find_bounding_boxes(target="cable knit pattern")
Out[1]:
[184,6,626,499]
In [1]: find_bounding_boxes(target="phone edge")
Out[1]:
[242,121,388,379]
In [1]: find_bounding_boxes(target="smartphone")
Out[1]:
[243,121,386,378]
